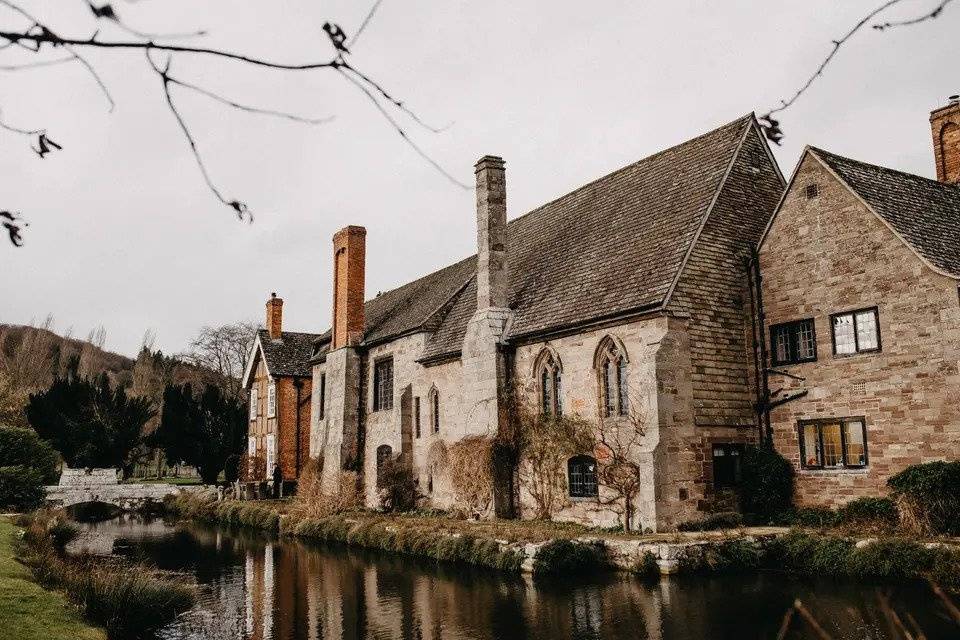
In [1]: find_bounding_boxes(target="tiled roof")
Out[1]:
[811,147,960,277]
[310,113,769,364]
[258,330,321,377]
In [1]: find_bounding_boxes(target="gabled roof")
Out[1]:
[310,113,779,364]
[807,147,960,278]
[243,330,320,387]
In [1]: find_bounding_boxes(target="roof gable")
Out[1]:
[807,148,960,278]
[245,330,319,383]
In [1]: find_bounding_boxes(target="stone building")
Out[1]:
[757,97,960,508]
[306,114,785,531]
[242,294,318,484]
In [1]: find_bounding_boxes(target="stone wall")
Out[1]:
[759,151,960,507]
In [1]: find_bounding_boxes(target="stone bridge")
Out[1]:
[45,468,207,510]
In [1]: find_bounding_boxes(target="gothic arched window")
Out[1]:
[534,347,563,416]
[429,387,440,434]
[567,455,598,498]
[595,336,629,418]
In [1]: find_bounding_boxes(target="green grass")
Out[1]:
[0,517,105,640]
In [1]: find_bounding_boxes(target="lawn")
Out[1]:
[0,517,106,640]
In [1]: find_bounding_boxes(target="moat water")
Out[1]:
[70,514,960,640]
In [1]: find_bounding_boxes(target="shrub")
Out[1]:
[0,465,46,511]
[837,497,898,526]
[633,550,660,580]
[377,458,418,512]
[0,425,59,482]
[290,460,359,520]
[887,461,960,536]
[532,539,609,576]
[788,507,839,528]
[738,444,794,521]
[677,511,742,532]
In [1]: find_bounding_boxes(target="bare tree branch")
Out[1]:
[338,66,468,189]
[873,0,954,30]
[163,72,335,125]
[759,0,954,144]
[349,0,384,49]
[0,54,73,69]
[341,61,453,133]
[146,52,251,221]
[82,0,207,40]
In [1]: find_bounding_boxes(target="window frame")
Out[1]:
[830,307,881,357]
[372,357,394,412]
[414,396,421,439]
[797,417,869,470]
[318,374,326,420]
[596,338,628,418]
[567,455,599,498]
[267,382,277,418]
[249,387,258,421]
[536,350,563,416]
[430,388,440,434]
[769,318,818,366]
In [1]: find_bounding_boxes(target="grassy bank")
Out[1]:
[165,493,960,587]
[0,517,105,640]
[14,512,196,639]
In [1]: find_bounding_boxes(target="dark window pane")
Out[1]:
[568,456,598,498]
[712,444,742,488]
[554,370,563,416]
[617,359,629,416]
[373,359,394,411]
[541,368,553,415]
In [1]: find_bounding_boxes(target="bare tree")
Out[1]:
[180,321,258,399]
[593,388,653,533]
[0,0,464,246]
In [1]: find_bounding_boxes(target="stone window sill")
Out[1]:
[799,467,869,475]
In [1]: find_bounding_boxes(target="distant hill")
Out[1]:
[0,323,223,397]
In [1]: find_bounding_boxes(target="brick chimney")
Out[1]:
[331,225,366,349]
[265,293,283,340]
[474,155,508,309]
[931,94,960,184]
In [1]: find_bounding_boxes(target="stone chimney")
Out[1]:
[331,225,366,350]
[930,95,960,184]
[474,155,508,309]
[265,293,283,340]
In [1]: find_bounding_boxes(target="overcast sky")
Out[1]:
[1,0,956,357]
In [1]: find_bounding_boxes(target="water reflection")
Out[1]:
[74,516,959,640]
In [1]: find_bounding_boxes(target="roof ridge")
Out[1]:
[809,146,958,191]
[504,113,755,230]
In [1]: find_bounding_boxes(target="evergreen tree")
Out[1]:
[25,365,154,477]
[151,384,246,484]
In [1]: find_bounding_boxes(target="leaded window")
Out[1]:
[373,357,394,412]
[430,388,440,434]
[596,338,628,418]
[770,318,817,365]
[831,308,880,356]
[536,349,563,416]
[799,417,868,469]
[568,455,598,498]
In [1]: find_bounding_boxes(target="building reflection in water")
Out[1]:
[127,522,957,640]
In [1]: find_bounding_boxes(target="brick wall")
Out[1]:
[931,100,960,184]
[332,226,366,350]
[759,151,960,507]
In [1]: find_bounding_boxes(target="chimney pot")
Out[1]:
[266,294,283,340]
[331,225,366,349]
[931,96,960,184]
[474,155,508,309]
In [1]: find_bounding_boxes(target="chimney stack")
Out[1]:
[331,226,366,350]
[474,155,508,309]
[930,95,960,184]
[266,293,283,340]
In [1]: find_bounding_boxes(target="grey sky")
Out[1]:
[1,0,956,357]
